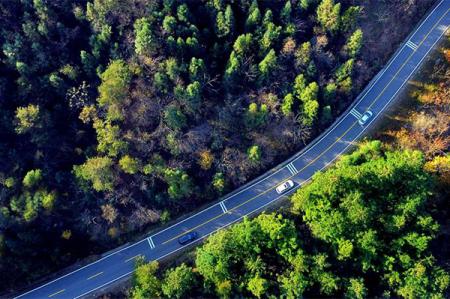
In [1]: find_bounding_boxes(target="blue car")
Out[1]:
[178,231,199,245]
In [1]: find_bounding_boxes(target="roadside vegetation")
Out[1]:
[127,141,449,298]
[0,0,436,293]
[374,31,450,275]
[124,27,450,299]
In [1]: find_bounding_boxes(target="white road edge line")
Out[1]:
[13,239,148,299]
[14,2,447,298]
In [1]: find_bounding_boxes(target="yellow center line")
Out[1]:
[87,271,104,280]
[163,8,449,245]
[48,289,65,298]
[125,254,143,263]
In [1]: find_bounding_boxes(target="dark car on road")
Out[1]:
[178,231,199,245]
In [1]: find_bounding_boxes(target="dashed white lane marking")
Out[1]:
[286,163,298,175]
[219,201,228,213]
[406,40,418,50]
[147,237,155,249]
[350,109,362,119]
[125,254,142,263]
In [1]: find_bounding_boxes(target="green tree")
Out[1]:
[213,172,226,193]
[15,104,42,134]
[185,81,201,111]
[189,57,205,81]
[80,50,96,76]
[247,145,261,163]
[177,4,190,23]
[164,57,181,82]
[295,41,312,69]
[216,5,234,38]
[4,177,16,188]
[163,168,193,200]
[302,99,319,126]
[225,51,240,82]
[186,36,199,52]
[247,275,268,298]
[119,155,140,174]
[98,59,131,107]
[299,0,310,10]
[261,23,281,52]
[345,278,367,299]
[323,82,337,103]
[163,15,177,34]
[196,213,300,296]
[258,49,277,82]
[94,119,127,157]
[262,10,273,28]
[245,0,261,30]
[162,263,196,298]
[164,105,187,130]
[245,103,268,129]
[291,141,447,295]
[23,169,42,188]
[341,6,361,33]
[281,1,292,24]
[40,190,57,211]
[321,105,333,125]
[233,33,253,56]
[335,59,354,84]
[346,29,363,58]
[281,93,295,116]
[300,82,319,103]
[10,192,43,222]
[131,260,161,299]
[317,0,341,34]
[293,74,307,98]
[392,257,449,298]
[74,156,115,192]
[134,18,154,56]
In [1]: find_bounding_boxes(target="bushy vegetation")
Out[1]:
[129,142,449,298]
[375,33,450,276]
[0,0,435,292]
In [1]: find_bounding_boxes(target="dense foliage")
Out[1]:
[129,142,449,298]
[0,0,435,292]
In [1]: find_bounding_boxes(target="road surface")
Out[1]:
[14,1,450,298]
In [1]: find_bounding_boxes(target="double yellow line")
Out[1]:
[162,8,449,245]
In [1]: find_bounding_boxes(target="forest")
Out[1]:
[126,29,450,299]
[0,0,437,293]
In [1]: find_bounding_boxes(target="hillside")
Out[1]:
[0,0,435,291]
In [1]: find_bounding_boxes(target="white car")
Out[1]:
[276,180,294,194]
[358,110,373,125]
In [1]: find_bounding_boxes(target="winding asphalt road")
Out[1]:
[14,1,450,298]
